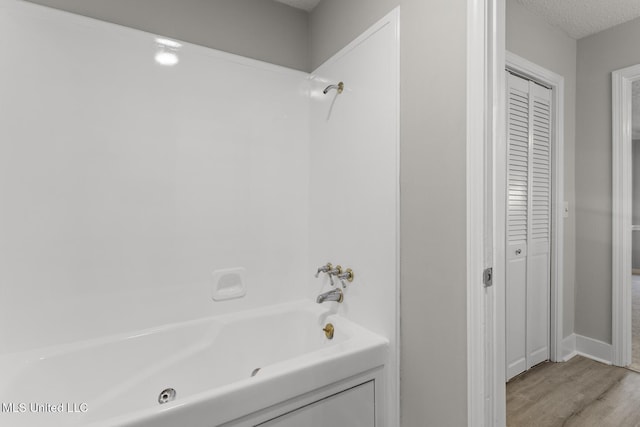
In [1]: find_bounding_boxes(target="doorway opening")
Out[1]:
[632,88,640,372]
[613,64,640,371]
[612,64,640,369]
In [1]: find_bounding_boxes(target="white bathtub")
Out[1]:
[0,301,388,426]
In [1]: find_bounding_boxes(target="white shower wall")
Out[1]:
[0,0,310,354]
[309,10,400,426]
[0,8,399,422]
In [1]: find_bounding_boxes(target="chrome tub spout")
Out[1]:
[316,288,344,304]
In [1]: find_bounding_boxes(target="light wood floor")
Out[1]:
[507,356,640,426]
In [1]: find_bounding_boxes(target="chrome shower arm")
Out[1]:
[323,81,344,94]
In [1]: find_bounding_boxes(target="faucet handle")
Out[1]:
[337,268,354,288]
[327,265,343,286]
[327,265,342,275]
[315,262,333,278]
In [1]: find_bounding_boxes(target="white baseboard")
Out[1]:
[561,334,577,361]
[561,333,612,365]
[574,334,612,365]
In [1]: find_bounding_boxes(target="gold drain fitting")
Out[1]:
[323,323,335,339]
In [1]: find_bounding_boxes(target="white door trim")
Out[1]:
[505,52,565,365]
[467,0,504,425]
[612,64,640,367]
[490,2,507,425]
[466,0,487,424]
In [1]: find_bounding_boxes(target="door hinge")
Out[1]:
[483,267,493,287]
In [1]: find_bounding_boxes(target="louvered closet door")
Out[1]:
[506,73,552,381]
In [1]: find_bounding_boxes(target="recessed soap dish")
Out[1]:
[211,268,246,301]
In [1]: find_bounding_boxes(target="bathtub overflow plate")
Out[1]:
[158,388,176,404]
[323,323,335,339]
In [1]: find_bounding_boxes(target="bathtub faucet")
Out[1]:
[316,288,343,304]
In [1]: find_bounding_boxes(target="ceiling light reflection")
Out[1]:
[155,38,182,49]
[155,51,179,66]
[154,37,181,67]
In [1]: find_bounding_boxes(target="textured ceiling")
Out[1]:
[273,0,321,12]
[280,0,640,36]
[516,0,640,39]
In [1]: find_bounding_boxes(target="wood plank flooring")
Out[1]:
[507,356,640,426]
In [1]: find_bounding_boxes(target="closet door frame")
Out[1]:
[504,51,565,365]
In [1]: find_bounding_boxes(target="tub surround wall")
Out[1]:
[309,11,399,426]
[24,0,310,71]
[0,0,310,354]
[2,1,401,423]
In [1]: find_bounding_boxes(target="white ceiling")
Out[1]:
[273,0,321,12]
[516,0,640,39]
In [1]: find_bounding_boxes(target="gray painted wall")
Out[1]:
[506,0,577,339]
[311,1,469,426]
[576,17,640,343]
[309,1,396,70]
[633,141,640,269]
[25,0,309,71]
[633,233,640,270]
[634,141,640,226]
